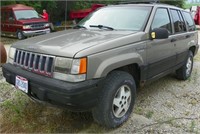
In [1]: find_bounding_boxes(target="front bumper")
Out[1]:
[23,28,50,37]
[2,63,104,111]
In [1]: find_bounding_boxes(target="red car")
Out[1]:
[1,4,50,39]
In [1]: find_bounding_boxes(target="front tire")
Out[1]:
[16,30,25,40]
[92,71,136,128]
[176,50,193,80]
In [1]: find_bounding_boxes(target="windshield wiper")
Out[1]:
[18,18,28,20]
[73,25,87,29]
[89,25,114,30]
[30,17,39,19]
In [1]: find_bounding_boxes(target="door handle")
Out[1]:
[185,35,191,38]
[171,38,177,42]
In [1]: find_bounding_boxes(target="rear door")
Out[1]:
[146,8,175,79]
[7,10,16,34]
[169,9,189,65]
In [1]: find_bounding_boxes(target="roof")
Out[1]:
[1,4,34,10]
[106,3,182,10]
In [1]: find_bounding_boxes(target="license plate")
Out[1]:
[15,76,28,93]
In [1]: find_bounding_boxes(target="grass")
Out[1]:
[145,111,154,119]
[0,89,110,133]
[189,121,197,133]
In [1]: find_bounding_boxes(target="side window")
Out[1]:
[183,11,196,31]
[152,8,172,34]
[170,9,186,33]
[8,11,14,21]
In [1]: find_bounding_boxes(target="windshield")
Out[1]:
[78,6,152,31]
[14,10,40,20]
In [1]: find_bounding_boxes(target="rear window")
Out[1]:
[183,11,196,31]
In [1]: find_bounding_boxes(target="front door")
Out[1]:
[146,8,175,79]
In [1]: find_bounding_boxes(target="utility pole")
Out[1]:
[65,0,67,30]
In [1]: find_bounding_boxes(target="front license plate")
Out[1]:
[15,76,28,93]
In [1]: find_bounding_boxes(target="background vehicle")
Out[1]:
[2,3,199,128]
[1,4,50,39]
[69,4,104,23]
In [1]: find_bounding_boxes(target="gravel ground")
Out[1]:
[0,36,200,133]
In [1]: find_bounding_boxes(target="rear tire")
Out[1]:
[176,50,193,80]
[92,71,136,128]
[16,30,25,40]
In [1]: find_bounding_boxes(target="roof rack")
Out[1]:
[119,0,160,4]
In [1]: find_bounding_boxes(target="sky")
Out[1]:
[187,0,200,3]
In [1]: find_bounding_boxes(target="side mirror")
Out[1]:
[150,28,169,40]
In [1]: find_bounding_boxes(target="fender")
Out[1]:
[93,52,144,78]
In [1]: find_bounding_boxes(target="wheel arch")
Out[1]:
[189,46,196,56]
[110,63,141,88]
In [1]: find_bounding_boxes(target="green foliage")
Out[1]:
[160,0,185,8]
[70,0,118,10]
[184,3,199,9]
[145,110,154,119]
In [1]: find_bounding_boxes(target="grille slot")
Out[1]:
[31,23,45,30]
[14,49,54,77]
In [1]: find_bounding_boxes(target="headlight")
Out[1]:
[44,23,50,27]
[53,57,87,82]
[54,57,72,74]
[23,25,31,29]
[8,47,16,64]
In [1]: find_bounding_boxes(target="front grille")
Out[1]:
[14,49,54,77]
[31,23,45,30]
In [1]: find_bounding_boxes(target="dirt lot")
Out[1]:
[0,35,200,133]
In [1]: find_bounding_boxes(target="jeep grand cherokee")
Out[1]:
[2,3,199,128]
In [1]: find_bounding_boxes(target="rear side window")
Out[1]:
[183,11,196,31]
[8,11,15,20]
[170,9,186,33]
[151,8,172,34]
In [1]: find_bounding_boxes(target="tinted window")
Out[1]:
[8,11,15,20]
[171,9,186,33]
[183,11,195,31]
[152,8,172,34]
[78,6,152,31]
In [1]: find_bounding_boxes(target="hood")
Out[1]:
[18,18,48,24]
[13,29,137,58]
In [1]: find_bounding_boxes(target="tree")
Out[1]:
[160,0,185,8]
[70,0,119,10]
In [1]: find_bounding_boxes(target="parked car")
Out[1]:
[1,4,50,39]
[0,42,7,65]
[2,3,199,128]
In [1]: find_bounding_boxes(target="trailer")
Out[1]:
[69,4,104,20]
